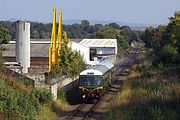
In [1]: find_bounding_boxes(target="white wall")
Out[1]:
[71,42,89,64]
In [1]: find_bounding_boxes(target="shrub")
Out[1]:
[34,89,52,105]
[161,44,179,64]
[57,87,66,101]
[139,65,156,77]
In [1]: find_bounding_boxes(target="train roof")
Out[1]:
[99,61,114,69]
[80,63,112,76]
[80,65,109,75]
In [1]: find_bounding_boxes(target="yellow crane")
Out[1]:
[48,6,72,72]
[49,6,63,72]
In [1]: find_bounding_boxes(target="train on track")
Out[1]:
[79,61,115,102]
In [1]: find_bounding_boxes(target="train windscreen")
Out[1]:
[79,75,102,86]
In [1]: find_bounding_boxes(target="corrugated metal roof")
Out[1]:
[79,39,117,47]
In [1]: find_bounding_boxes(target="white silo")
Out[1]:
[16,21,30,73]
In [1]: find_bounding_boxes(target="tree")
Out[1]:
[121,26,138,42]
[31,30,40,39]
[51,37,86,77]
[81,20,90,27]
[95,26,121,39]
[141,27,155,48]
[107,23,120,29]
[0,25,11,44]
[58,42,86,77]
[141,11,180,65]
[161,44,179,63]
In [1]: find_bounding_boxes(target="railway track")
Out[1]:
[66,99,100,120]
[65,46,141,120]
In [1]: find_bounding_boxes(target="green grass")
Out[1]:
[107,53,180,120]
[35,106,58,120]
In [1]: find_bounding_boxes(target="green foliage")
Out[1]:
[161,44,179,63]
[139,65,157,77]
[0,24,11,44]
[121,26,139,42]
[51,41,86,78]
[0,77,53,119]
[0,24,11,74]
[34,89,52,105]
[107,23,120,29]
[95,26,121,38]
[0,48,5,72]
[107,66,180,120]
[107,48,180,120]
[57,87,66,101]
[60,42,86,77]
[127,105,165,120]
[117,35,129,52]
[35,106,57,120]
[0,79,39,119]
[141,11,180,65]
[70,51,86,76]
[141,26,155,48]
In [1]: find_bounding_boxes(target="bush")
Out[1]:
[161,44,179,64]
[0,79,41,120]
[139,65,157,77]
[57,87,66,101]
[34,89,52,104]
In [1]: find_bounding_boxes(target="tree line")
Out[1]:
[0,20,140,40]
[141,11,180,65]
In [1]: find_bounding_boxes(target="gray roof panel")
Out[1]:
[89,64,109,74]
[99,61,114,69]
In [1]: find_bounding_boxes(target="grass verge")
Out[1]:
[107,51,180,120]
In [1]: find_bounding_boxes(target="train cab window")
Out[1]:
[80,76,90,86]
[79,75,102,86]
[93,76,102,86]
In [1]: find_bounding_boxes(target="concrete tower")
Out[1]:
[16,21,30,73]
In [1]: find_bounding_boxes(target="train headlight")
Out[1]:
[82,95,86,98]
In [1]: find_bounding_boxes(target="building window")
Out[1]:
[90,48,97,61]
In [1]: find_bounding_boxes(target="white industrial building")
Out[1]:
[79,39,117,55]
[79,39,117,65]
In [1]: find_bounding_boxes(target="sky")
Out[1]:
[0,0,180,25]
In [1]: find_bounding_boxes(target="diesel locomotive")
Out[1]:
[79,61,115,102]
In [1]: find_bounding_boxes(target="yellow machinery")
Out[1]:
[48,6,72,72]
[49,6,62,72]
